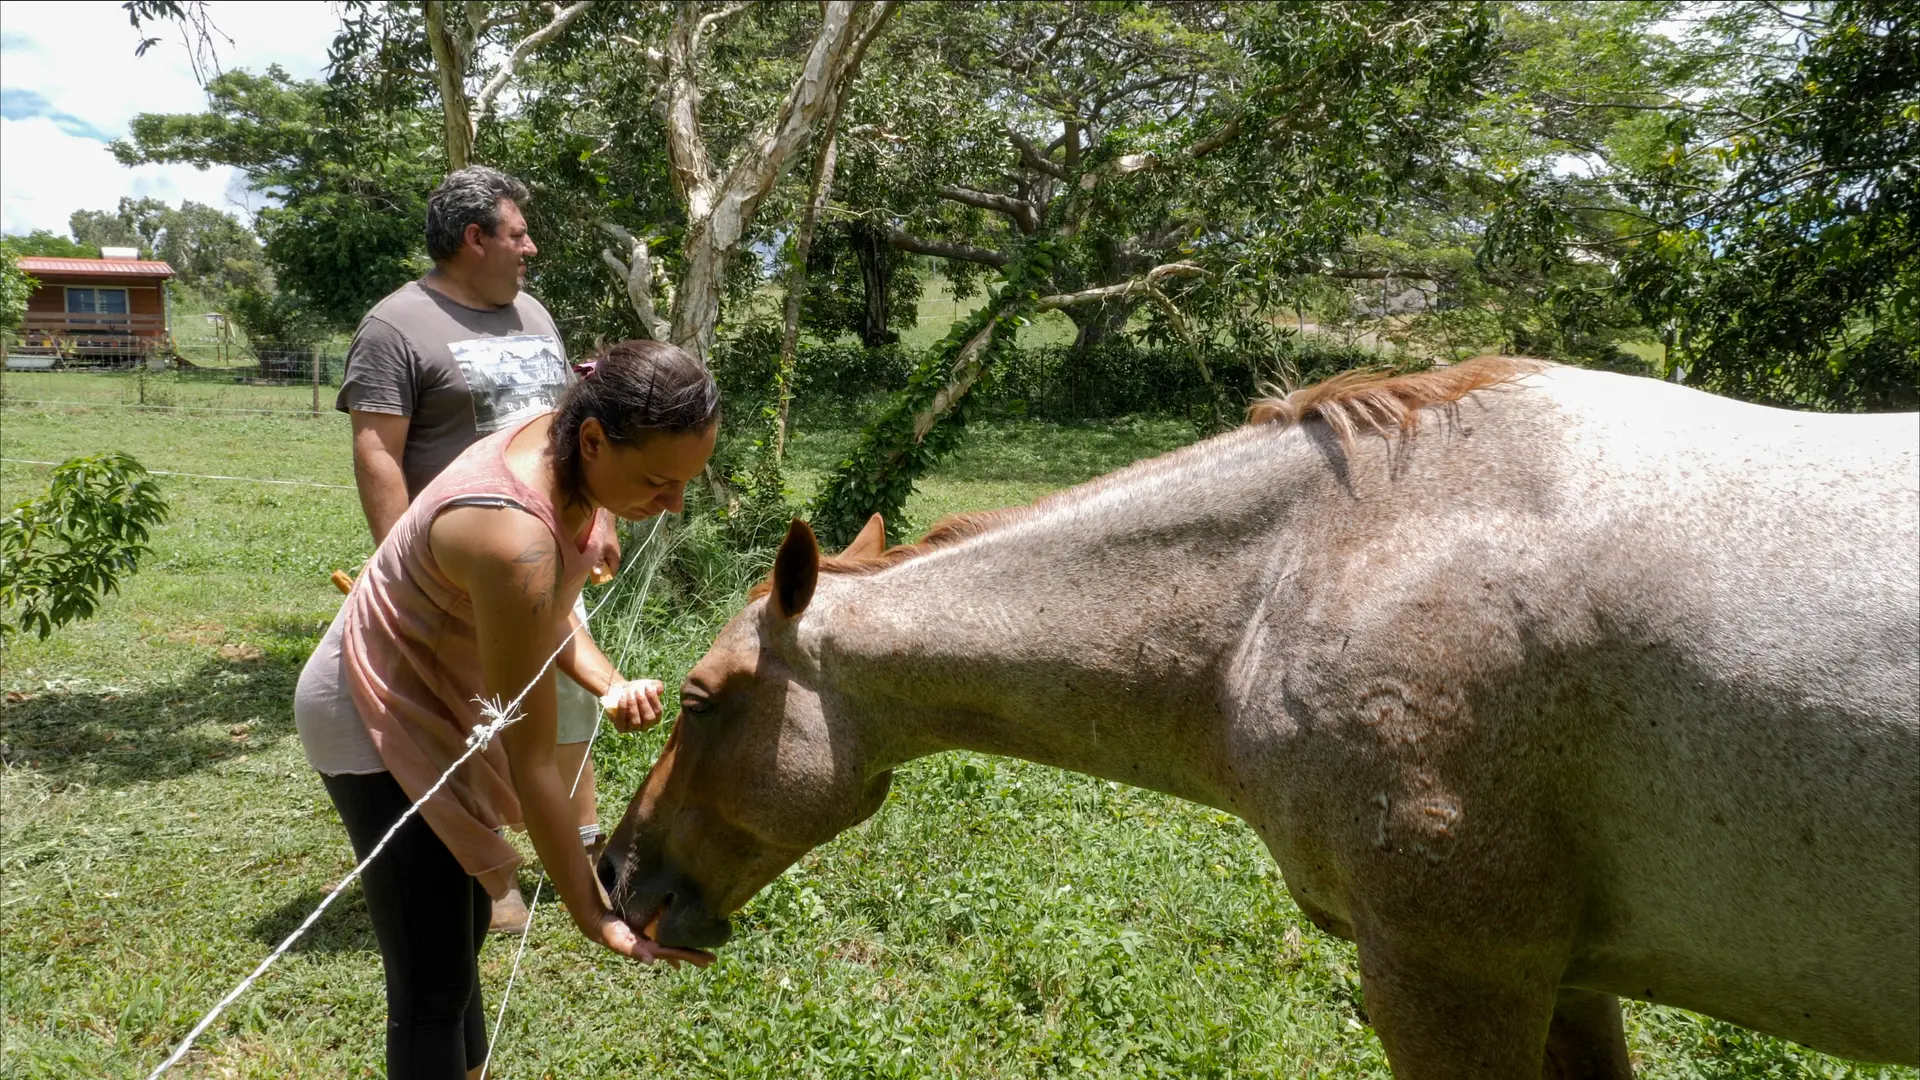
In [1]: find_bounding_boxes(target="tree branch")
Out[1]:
[423,0,477,170]
[885,227,1011,267]
[1143,281,1227,427]
[693,1,753,54]
[669,0,889,359]
[474,1,596,119]
[1034,261,1204,310]
[1007,128,1067,180]
[662,3,719,215]
[937,185,1040,233]
[1321,267,1437,281]
[911,318,999,441]
[597,222,672,341]
[843,0,897,71]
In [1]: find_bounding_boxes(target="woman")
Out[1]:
[294,339,718,1080]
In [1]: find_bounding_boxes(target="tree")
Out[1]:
[807,0,1497,543]
[0,453,169,641]
[68,205,144,253]
[1,232,93,259]
[592,0,899,364]
[1482,0,1918,409]
[421,0,598,171]
[1621,0,1918,409]
[115,64,441,329]
[1,242,36,336]
[68,197,269,299]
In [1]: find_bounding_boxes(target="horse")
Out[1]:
[598,357,1920,1077]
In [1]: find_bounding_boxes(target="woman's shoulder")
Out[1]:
[429,499,561,590]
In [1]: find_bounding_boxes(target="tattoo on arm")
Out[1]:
[511,536,560,604]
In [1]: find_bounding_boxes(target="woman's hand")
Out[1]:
[584,911,715,967]
[589,517,622,584]
[599,678,666,733]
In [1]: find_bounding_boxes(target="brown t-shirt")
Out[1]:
[336,280,570,499]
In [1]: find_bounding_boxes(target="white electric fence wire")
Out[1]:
[144,515,666,1080]
[1,457,355,491]
[1,397,344,417]
[2,393,345,413]
[479,516,668,1080]
[477,712,600,1080]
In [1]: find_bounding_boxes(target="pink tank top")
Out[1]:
[341,413,610,898]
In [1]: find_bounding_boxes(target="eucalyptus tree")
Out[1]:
[421,0,598,172]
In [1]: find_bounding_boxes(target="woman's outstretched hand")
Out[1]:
[587,911,715,967]
[598,679,665,732]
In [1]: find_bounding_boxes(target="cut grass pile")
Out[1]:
[1,379,1910,1079]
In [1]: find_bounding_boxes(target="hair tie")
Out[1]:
[572,360,599,379]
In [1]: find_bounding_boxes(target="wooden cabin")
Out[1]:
[7,251,175,368]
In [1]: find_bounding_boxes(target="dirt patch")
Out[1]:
[164,622,228,646]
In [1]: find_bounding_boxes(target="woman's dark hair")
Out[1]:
[548,339,719,505]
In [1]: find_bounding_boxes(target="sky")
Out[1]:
[0,1,343,237]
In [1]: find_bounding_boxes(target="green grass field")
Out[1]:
[1,376,1910,1079]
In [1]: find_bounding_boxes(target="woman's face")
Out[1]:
[580,419,718,520]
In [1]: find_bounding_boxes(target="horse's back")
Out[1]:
[1245,367,1919,1061]
[1521,371,1919,1059]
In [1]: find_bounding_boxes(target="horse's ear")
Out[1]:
[771,518,820,620]
[839,513,887,562]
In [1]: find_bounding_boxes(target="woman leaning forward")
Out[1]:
[293,340,719,1080]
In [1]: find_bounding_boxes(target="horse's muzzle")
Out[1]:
[598,850,733,950]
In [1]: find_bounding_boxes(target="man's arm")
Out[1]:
[350,410,412,544]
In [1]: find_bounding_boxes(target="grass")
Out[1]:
[2,379,1913,1079]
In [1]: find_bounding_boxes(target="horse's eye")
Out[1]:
[680,697,709,715]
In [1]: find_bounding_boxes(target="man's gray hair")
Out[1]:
[425,166,531,261]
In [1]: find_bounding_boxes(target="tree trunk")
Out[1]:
[850,220,895,347]
[658,0,885,366]
[775,118,844,460]
[423,0,476,171]
[1066,303,1130,355]
[669,221,729,365]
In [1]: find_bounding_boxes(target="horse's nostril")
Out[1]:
[595,852,618,895]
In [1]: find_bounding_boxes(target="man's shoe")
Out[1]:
[489,885,531,935]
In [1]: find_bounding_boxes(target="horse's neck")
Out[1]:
[810,426,1317,813]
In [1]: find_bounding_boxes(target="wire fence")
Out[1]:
[1,347,348,416]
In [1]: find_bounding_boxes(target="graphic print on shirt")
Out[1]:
[448,334,570,433]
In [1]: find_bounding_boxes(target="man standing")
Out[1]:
[337,165,610,933]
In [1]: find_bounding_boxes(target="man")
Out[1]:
[337,165,612,933]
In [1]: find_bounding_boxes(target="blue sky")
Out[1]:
[0,1,341,237]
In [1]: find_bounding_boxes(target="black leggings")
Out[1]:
[322,771,492,1080]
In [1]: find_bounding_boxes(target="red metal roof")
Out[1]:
[14,256,175,277]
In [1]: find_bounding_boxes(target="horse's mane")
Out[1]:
[1246,354,1541,444]
[752,355,1545,592]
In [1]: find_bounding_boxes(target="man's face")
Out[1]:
[467,197,537,306]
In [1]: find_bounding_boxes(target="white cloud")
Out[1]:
[0,116,241,233]
[0,0,342,237]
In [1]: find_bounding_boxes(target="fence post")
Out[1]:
[311,345,322,416]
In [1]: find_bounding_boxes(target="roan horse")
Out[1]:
[599,357,1920,1076]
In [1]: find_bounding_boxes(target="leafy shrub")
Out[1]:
[1,242,35,337]
[710,323,920,406]
[1,453,169,639]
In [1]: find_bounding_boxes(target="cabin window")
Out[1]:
[65,288,130,315]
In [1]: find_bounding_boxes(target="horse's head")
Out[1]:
[598,515,896,953]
